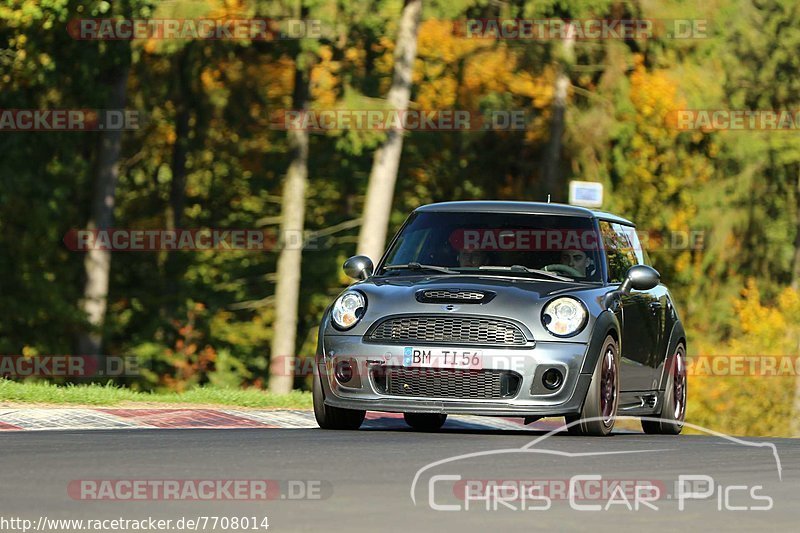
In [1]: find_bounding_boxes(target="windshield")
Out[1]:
[381,211,604,281]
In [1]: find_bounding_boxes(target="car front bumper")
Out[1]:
[317,336,592,417]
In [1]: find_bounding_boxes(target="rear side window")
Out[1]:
[616,224,648,265]
[599,221,637,283]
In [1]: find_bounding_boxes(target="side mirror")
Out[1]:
[603,265,660,309]
[343,255,374,280]
[621,264,660,292]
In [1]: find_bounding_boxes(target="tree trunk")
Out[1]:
[791,170,800,436]
[169,52,191,231]
[792,336,800,437]
[356,0,422,263]
[268,49,310,394]
[78,65,129,358]
[542,23,575,202]
[164,44,195,310]
[792,171,800,289]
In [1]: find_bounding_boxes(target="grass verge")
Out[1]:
[0,379,312,409]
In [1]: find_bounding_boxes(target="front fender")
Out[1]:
[579,310,621,374]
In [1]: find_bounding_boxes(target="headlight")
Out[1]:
[331,291,366,330]
[542,297,588,337]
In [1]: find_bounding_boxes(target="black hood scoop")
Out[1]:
[414,289,496,304]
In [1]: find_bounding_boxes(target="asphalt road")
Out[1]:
[2,426,799,532]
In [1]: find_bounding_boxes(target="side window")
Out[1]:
[619,225,647,265]
[599,221,636,283]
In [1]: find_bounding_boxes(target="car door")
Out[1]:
[599,221,657,392]
[620,224,664,385]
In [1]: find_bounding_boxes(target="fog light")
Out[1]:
[542,368,564,390]
[334,360,353,383]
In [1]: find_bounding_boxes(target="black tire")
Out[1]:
[404,412,447,431]
[565,335,620,436]
[642,343,686,435]
[313,364,365,430]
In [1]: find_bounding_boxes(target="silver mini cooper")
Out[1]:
[313,201,687,436]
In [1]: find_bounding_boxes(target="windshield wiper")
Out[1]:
[383,262,459,275]
[476,265,574,281]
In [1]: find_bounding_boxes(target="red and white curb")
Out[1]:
[0,408,561,432]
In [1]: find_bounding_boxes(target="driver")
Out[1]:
[458,249,488,267]
[560,249,588,277]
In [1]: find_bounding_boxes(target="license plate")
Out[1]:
[402,347,483,369]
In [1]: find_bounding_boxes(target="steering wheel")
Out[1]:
[543,264,582,277]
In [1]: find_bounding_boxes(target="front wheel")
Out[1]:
[565,335,619,436]
[404,413,447,431]
[642,343,686,435]
[313,365,365,430]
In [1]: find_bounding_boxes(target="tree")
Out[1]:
[541,23,574,201]
[356,0,422,263]
[77,2,133,358]
[269,8,312,394]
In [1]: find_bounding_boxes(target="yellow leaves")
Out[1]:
[21,346,38,357]
[143,39,158,55]
[377,19,553,113]
[630,53,684,126]
[200,68,221,91]
[415,75,458,109]
[688,280,799,436]
[317,45,334,62]
[461,47,514,94]
[224,0,248,11]
[311,45,340,107]
[733,279,786,344]
[416,19,487,65]
[344,47,363,64]
[207,0,249,20]
[465,48,553,109]
[373,35,394,71]
[259,56,294,103]
[508,71,554,106]
[777,286,800,317]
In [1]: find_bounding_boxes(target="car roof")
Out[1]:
[414,201,635,226]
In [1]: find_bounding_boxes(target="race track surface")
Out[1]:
[2,425,798,532]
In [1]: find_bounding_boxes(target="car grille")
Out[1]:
[373,366,521,399]
[415,289,492,303]
[366,316,527,346]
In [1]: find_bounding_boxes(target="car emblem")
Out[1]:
[442,304,460,312]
